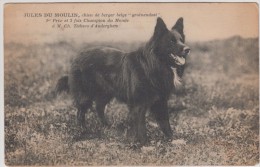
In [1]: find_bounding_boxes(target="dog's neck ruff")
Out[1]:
[171,67,182,88]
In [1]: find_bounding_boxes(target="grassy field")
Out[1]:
[4,36,259,165]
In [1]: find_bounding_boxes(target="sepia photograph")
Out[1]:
[4,2,259,166]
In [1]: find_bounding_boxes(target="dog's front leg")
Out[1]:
[150,99,173,139]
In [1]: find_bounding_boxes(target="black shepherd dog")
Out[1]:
[56,17,190,144]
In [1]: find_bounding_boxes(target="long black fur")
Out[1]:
[56,17,190,144]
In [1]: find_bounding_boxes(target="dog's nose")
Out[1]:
[183,47,190,55]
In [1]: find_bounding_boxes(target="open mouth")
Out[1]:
[170,54,185,66]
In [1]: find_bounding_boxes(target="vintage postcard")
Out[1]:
[4,2,259,166]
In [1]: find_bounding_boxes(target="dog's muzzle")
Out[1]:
[170,54,185,66]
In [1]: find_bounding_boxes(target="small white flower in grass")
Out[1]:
[20,108,26,112]
[171,139,186,145]
[100,143,106,152]
[141,146,155,153]
[50,124,54,131]
[61,123,67,129]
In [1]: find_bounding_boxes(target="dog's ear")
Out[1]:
[172,17,184,35]
[154,17,168,38]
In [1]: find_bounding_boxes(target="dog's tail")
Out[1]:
[55,76,69,94]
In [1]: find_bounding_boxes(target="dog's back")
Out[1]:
[69,47,125,102]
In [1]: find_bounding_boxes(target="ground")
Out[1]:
[4,36,259,165]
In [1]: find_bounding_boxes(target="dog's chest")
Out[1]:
[171,67,182,89]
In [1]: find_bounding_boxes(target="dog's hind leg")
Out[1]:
[69,69,94,128]
[95,95,112,126]
[127,104,148,145]
[150,99,173,139]
[76,99,93,128]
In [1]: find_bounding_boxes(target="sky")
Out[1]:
[4,3,259,44]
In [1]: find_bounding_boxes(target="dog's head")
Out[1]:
[153,17,190,68]
[152,17,190,90]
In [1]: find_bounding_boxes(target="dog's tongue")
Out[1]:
[171,54,185,66]
[176,56,185,65]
